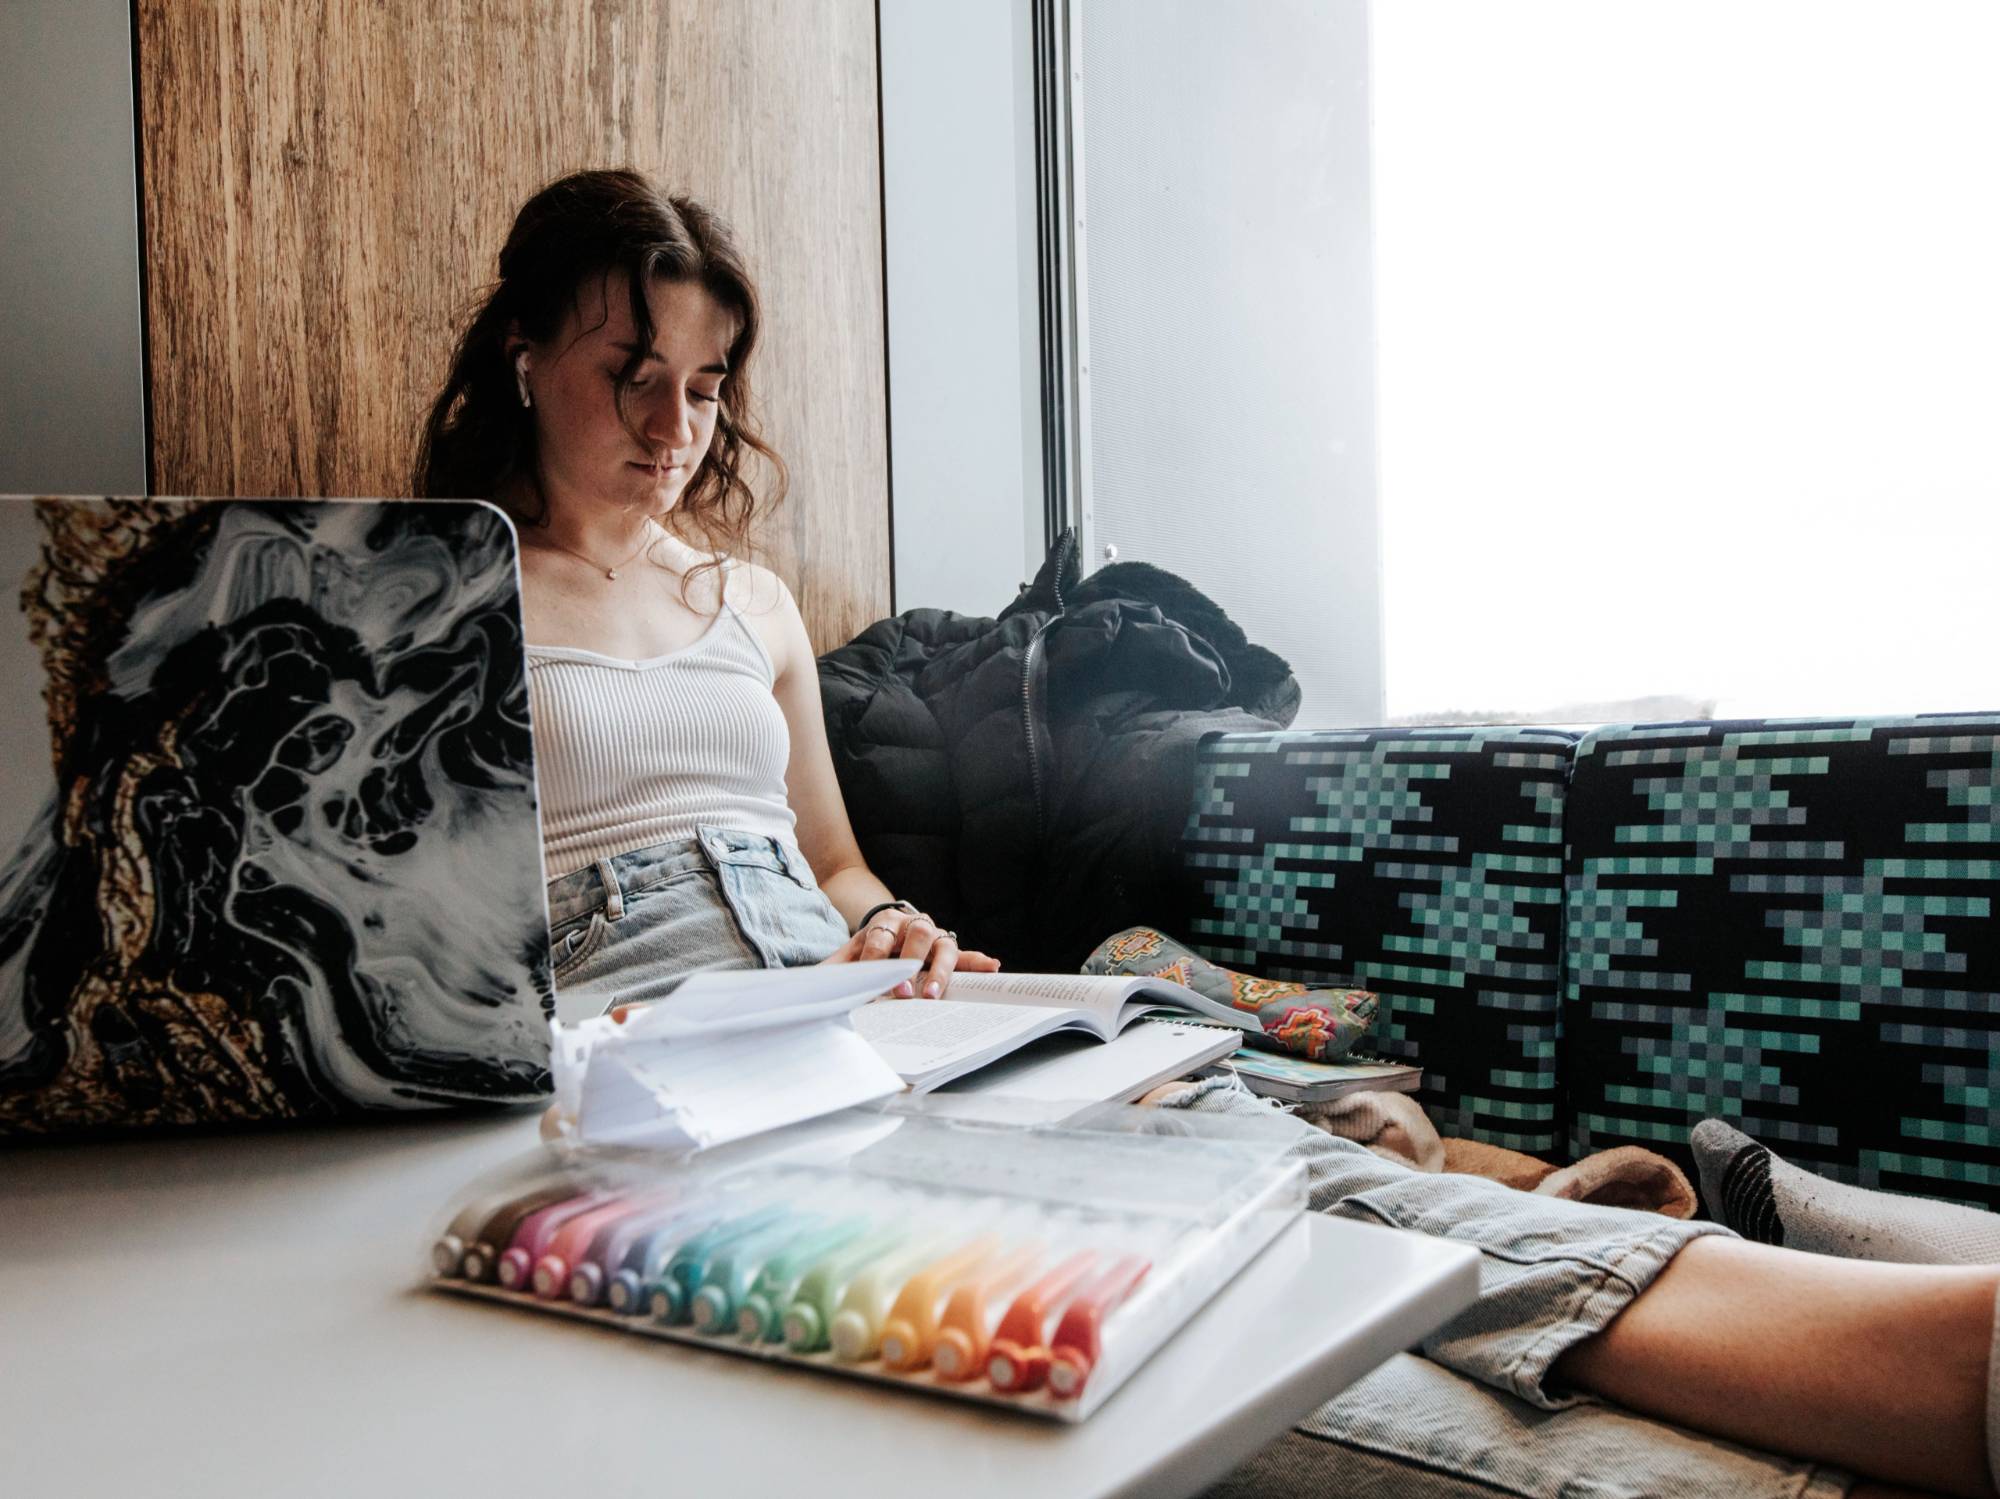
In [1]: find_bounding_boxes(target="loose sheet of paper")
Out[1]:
[579,1022,904,1149]
[619,961,922,1040]
[561,960,920,1149]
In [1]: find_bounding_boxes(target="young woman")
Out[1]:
[417,170,1997,1499]
[415,170,999,1017]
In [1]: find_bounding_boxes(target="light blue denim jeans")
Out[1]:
[545,828,850,1017]
[1167,1077,1857,1498]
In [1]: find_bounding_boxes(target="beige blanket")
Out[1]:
[1302,1091,1697,1218]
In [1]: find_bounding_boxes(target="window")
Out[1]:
[1063,0,2000,729]
[1376,0,2000,725]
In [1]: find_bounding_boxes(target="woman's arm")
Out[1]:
[757,565,999,993]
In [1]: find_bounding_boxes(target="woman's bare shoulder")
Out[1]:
[659,530,791,618]
[696,552,808,691]
[725,556,796,619]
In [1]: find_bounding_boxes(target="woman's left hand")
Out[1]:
[819,909,1001,997]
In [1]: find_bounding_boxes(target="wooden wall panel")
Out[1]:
[135,0,890,651]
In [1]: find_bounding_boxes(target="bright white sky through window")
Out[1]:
[1374,1,2000,724]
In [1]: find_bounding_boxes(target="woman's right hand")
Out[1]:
[818,909,1000,998]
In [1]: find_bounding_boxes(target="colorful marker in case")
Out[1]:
[605,1205,728,1314]
[731,1217,875,1342]
[985,1249,1100,1393]
[778,1228,912,1351]
[879,1235,1020,1372]
[532,1195,651,1299]
[457,1184,579,1283]
[649,1203,791,1324]
[829,1234,987,1363]
[931,1241,1048,1381]
[497,1191,611,1289]
[432,1184,538,1277]
[1046,1254,1151,1399]
[570,1200,686,1306]
[786,1225,938,1354]
[688,1214,826,1334]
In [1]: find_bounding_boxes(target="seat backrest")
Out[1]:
[1178,727,1577,1155]
[1565,713,2000,1208]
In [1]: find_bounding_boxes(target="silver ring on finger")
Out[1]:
[866,924,898,939]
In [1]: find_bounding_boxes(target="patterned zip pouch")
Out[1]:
[1081,926,1376,1062]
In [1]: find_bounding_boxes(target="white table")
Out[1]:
[2,1112,1479,1498]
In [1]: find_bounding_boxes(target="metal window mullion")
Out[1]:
[1064,0,1096,575]
[1031,0,1093,569]
[1030,0,1065,553]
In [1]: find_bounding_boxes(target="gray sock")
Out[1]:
[1690,1118,2000,1264]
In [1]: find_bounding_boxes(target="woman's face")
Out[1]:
[516,270,737,520]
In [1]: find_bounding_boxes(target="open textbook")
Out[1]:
[851,971,1261,1093]
[553,964,1268,1148]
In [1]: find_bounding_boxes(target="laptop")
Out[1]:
[0,496,554,1137]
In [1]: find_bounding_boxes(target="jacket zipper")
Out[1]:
[1020,541,1070,841]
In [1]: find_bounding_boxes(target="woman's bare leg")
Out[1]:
[1552,1235,2000,1497]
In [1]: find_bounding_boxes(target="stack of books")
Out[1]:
[1204,1050,1422,1104]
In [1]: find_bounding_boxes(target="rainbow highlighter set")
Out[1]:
[427,1100,1306,1420]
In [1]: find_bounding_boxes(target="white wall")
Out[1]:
[1074,0,1384,728]
[0,0,148,497]
[878,0,1047,616]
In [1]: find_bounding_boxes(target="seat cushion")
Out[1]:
[1199,1353,1852,1499]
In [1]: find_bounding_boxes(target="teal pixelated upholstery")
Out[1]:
[1564,715,2000,1207]
[1177,728,1577,1154]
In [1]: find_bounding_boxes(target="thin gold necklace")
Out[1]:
[537,526,656,581]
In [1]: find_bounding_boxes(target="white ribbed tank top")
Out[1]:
[525,574,798,880]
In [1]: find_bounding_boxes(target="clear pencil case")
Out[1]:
[426,1094,1306,1421]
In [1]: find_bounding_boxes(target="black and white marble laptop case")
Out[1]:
[0,498,553,1135]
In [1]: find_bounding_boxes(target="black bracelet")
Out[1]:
[856,899,919,934]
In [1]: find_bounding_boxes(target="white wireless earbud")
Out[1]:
[514,352,532,408]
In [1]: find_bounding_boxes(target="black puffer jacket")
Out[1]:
[817,532,1300,971]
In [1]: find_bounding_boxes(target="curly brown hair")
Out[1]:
[413,168,786,600]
